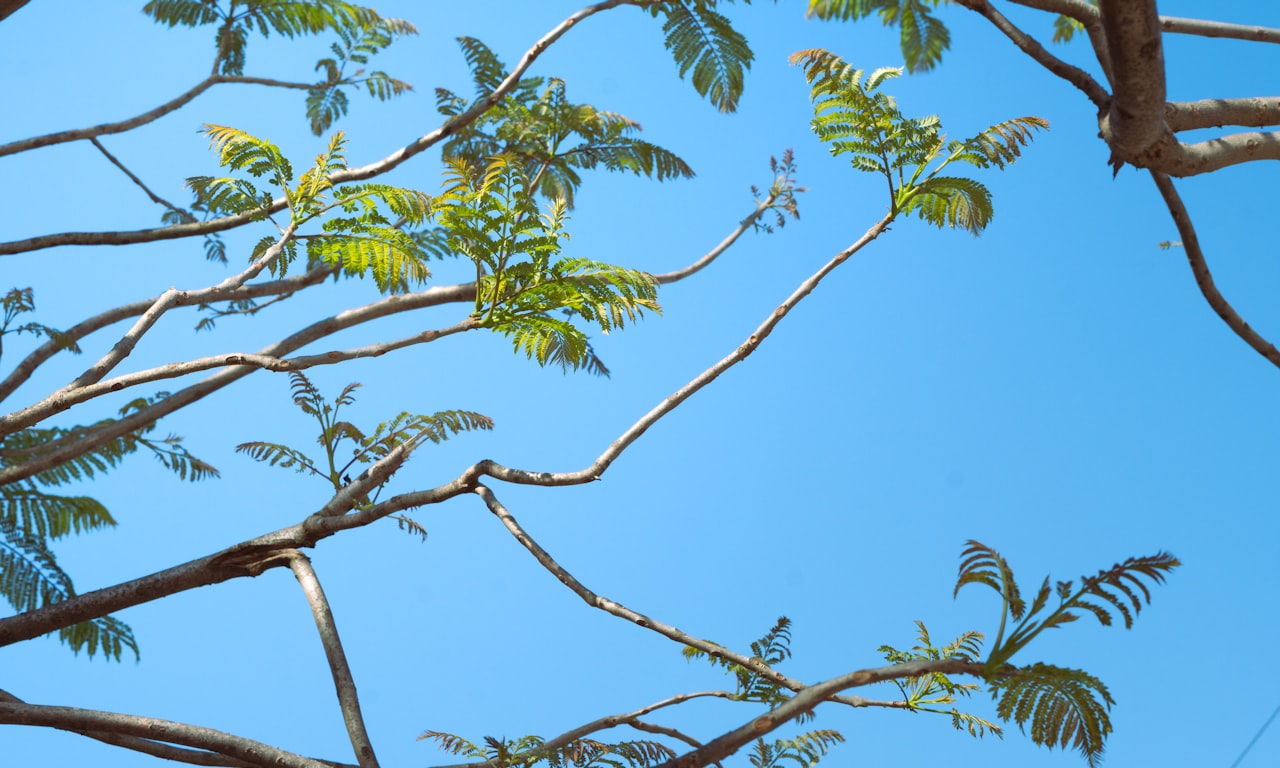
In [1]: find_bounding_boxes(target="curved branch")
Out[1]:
[286,552,380,768]
[0,688,268,768]
[1149,171,1280,370]
[955,0,1110,109]
[0,0,639,256]
[467,211,894,488]
[0,76,221,158]
[0,700,337,768]
[472,485,890,712]
[653,194,773,284]
[656,659,985,768]
[90,137,187,213]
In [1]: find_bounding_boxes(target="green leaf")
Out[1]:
[899,175,993,234]
[655,1,753,112]
[807,0,951,73]
[991,663,1113,767]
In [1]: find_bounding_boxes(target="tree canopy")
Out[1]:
[1,2,1277,768]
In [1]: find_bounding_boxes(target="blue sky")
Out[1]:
[2,1,1278,767]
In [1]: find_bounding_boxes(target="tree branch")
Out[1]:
[89,137,188,213]
[1160,16,1280,44]
[286,552,380,768]
[656,659,986,768]
[0,688,269,768]
[955,0,1110,109]
[1149,170,1280,370]
[0,76,221,158]
[0,0,640,256]
[1097,0,1167,160]
[472,485,891,712]
[0,699,340,768]
[653,194,774,284]
[1166,97,1280,132]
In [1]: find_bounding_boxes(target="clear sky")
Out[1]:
[2,2,1278,767]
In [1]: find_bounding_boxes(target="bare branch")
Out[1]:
[1161,16,1280,44]
[0,0,641,256]
[286,552,380,768]
[1167,97,1280,132]
[0,76,221,158]
[656,659,986,768]
[0,688,267,768]
[653,194,775,284]
[472,485,890,712]
[0,267,337,406]
[0,699,338,768]
[470,212,894,488]
[955,0,1110,109]
[1149,170,1280,371]
[89,137,187,213]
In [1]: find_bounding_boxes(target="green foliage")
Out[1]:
[807,0,951,73]
[0,392,213,661]
[648,1,754,112]
[747,731,844,768]
[189,127,434,292]
[237,372,491,527]
[751,150,805,234]
[991,663,1113,767]
[434,155,660,374]
[1050,2,1096,44]
[144,0,414,132]
[684,617,805,715]
[420,731,676,768]
[951,541,1179,764]
[437,38,694,208]
[0,288,80,361]
[793,48,1046,234]
[877,620,1001,739]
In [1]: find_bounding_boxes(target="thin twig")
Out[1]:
[1149,170,1280,370]
[286,552,381,768]
[653,194,775,284]
[472,485,894,712]
[89,137,187,213]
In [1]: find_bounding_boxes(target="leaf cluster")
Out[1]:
[437,38,693,208]
[794,48,1046,234]
[877,620,1000,739]
[237,372,491,528]
[953,540,1179,764]
[189,127,434,292]
[143,0,415,133]
[684,617,802,715]
[435,155,660,375]
[0,393,218,660]
[747,730,844,768]
[420,731,676,768]
[0,288,80,361]
[806,0,951,73]
[647,1,755,112]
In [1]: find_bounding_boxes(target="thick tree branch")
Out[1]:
[655,659,986,768]
[1149,171,1280,370]
[1160,16,1280,44]
[286,552,380,768]
[0,699,339,768]
[1097,0,1166,159]
[955,0,1109,109]
[0,688,267,768]
[0,0,639,256]
[1166,97,1280,132]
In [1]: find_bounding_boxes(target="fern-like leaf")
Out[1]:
[900,175,993,234]
[992,663,1113,766]
[806,0,951,73]
[955,540,1025,619]
[655,1,754,112]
